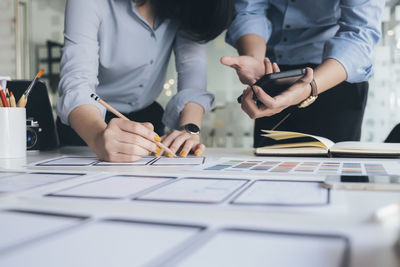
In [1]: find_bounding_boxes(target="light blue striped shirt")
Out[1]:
[57,0,215,129]
[226,0,384,83]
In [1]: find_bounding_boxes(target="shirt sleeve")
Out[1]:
[163,30,215,130]
[323,0,384,83]
[56,0,106,125]
[225,0,271,47]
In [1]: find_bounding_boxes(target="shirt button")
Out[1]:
[150,60,154,64]
[291,0,296,2]
[278,54,283,59]
[285,24,291,29]
[283,37,287,42]
[139,84,143,88]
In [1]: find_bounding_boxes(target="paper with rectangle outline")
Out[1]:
[0,220,203,267]
[94,157,156,166]
[36,157,99,166]
[232,180,329,206]
[173,229,348,267]
[151,156,205,166]
[50,175,174,199]
[0,210,86,252]
[0,172,83,193]
[138,178,248,203]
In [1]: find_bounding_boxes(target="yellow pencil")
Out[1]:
[90,93,176,157]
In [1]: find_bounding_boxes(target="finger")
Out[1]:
[300,67,314,84]
[193,144,205,156]
[169,133,191,155]
[162,130,182,148]
[264,58,273,74]
[272,62,280,72]
[220,56,240,69]
[179,139,194,157]
[116,120,159,143]
[142,122,154,131]
[116,131,158,153]
[242,88,262,119]
[116,142,151,157]
[252,85,276,108]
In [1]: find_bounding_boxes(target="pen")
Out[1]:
[90,93,176,157]
[17,69,45,108]
[371,202,400,223]
[0,90,8,107]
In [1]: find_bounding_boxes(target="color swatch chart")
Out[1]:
[202,158,399,176]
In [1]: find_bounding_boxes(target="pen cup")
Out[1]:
[0,108,26,158]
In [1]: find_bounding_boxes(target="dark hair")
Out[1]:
[137,0,234,42]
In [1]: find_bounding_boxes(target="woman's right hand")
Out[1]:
[90,118,160,162]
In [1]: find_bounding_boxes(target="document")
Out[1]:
[0,210,84,252]
[50,175,173,199]
[138,178,247,203]
[37,157,99,166]
[0,220,202,267]
[152,156,205,166]
[232,181,329,206]
[94,157,155,166]
[174,229,348,267]
[0,172,83,193]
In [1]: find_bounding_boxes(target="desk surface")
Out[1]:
[0,147,399,267]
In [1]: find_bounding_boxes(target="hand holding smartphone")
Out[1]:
[237,68,306,104]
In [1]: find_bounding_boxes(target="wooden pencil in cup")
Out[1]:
[90,93,176,157]
[9,91,16,107]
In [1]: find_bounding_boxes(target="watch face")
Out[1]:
[185,123,200,134]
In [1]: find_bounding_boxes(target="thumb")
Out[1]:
[220,56,240,69]
[300,67,314,84]
[142,122,154,131]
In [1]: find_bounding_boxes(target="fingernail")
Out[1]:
[155,153,160,157]
[167,153,173,158]
[154,135,162,142]
[195,151,200,156]
[156,146,162,153]
[180,151,187,157]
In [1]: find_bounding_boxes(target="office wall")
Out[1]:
[0,0,16,78]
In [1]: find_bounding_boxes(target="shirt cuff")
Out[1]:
[323,38,373,83]
[56,88,106,126]
[162,89,215,130]
[226,15,271,47]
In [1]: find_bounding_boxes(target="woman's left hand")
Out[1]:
[159,130,205,157]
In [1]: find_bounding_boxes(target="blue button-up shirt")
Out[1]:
[57,0,215,129]
[226,0,384,83]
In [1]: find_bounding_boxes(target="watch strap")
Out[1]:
[298,79,318,109]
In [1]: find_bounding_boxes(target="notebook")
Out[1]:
[255,130,400,158]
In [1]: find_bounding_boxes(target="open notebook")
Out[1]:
[255,130,400,158]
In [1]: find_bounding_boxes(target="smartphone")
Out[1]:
[323,175,400,191]
[237,68,306,104]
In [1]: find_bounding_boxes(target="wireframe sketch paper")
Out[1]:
[173,229,348,267]
[50,175,174,199]
[0,220,202,267]
[36,157,99,166]
[94,157,156,166]
[0,210,85,252]
[0,172,83,193]
[232,181,329,206]
[151,156,205,166]
[138,178,247,203]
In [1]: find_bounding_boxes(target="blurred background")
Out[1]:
[0,0,399,147]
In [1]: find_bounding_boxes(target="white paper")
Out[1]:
[233,181,328,205]
[152,156,205,166]
[52,176,173,199]
[37,157,98,166]
[139,178,247,203]
[0,173,82,193]
[94,157,155,166]
[0,220,200,267]
[0,210,83,251]
[175,229,347,267]
[0,172,21,179]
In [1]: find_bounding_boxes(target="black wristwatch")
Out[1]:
[178,123,200,135]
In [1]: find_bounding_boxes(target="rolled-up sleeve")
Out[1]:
[323,0,384,83]
[56,0,105,125]
[225,0,271,47]
[163,30,215,129]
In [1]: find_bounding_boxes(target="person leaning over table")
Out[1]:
[56,0,234,162]
[221,0,384,147]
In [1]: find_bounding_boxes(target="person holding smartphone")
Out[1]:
[57,0,233,162]
[221,0,384,147]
